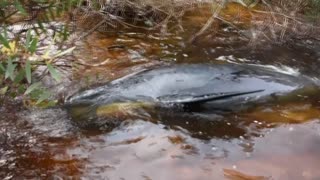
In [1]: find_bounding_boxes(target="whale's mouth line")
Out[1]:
[157,89,265,104]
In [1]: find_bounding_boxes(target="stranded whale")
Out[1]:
[66,64,318,130]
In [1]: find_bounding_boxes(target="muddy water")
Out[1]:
[2,3,320,179]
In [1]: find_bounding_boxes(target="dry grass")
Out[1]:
[30,0,320,43]
[249,0,320,42]
[72,0,198,31]
[2,0,320,43]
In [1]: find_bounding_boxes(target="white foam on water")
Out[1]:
[216,55,251,63]
[250,64,301,76]
[216,55,300,76]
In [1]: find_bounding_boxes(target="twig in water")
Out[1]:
[75,58,111,67]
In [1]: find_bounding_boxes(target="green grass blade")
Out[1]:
[0,33,10,49]
[5,59,17,81]
[0,63,5,72]
[24,82,41,95]
[36,91,51,105]
[14,0,27,15]
[26,30,31,46]
[47,63,61,82]
[25,60,32,83]
[29,38,38,54]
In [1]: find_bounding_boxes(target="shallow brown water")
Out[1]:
[2,97,320,179]
[2,3,320,179]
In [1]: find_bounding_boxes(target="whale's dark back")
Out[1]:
[66,63,318,130]
[68,64,315,106]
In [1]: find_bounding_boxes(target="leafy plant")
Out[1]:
[0,28,76,106]
[0,0,80,107]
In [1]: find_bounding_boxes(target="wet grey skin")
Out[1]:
[66,63,318,130]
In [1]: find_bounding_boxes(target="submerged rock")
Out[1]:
[66,63,319,130]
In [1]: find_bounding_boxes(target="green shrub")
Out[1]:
[0,0,78,107]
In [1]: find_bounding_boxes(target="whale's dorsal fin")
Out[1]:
[157,90,264,104]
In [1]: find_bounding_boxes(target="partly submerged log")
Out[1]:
[66,63,319,130]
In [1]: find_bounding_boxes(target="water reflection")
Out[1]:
[65,119,320,179]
